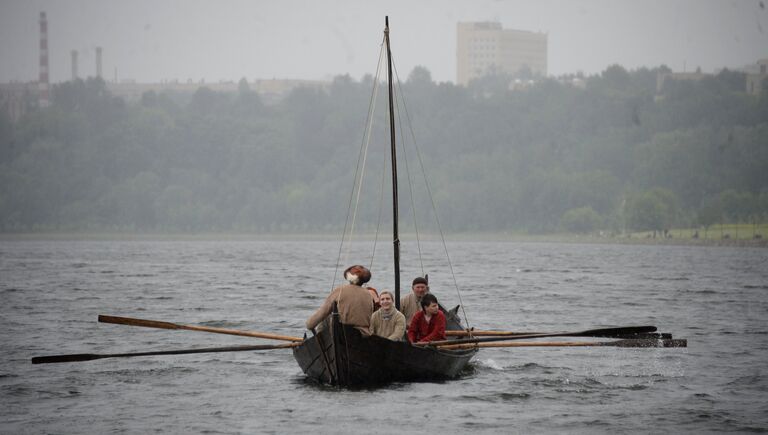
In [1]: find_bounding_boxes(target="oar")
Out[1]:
[31,342,300,364]
[422,326,658,347]
[98,315,303,342]
[446,328,668,339]
[437,338,687,350]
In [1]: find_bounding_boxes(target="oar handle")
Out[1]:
[437,338,687,350]
[98,315,303,342]
[446,330,530,337]
[446,330,670,339]
[425,326,659,346]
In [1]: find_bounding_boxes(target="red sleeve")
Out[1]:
[407,311,421,343]
[420,311,446,343]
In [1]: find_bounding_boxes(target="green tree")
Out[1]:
[719,189,741,238]
[626,188,679,235]
[560,207,603,234]
[698,195,723,239]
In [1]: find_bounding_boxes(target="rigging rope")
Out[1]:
[393,82,425,275]
[391,59,472,330]
[369,151,388,272]
[329,36,473,332]
[345,52,384,263]
[346,71,381,259]
[330,41,385,293]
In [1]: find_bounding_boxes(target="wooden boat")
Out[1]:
[293,310,476,386]
[291,17,478,386]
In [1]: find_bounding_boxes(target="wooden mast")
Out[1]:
[384,17,401,309]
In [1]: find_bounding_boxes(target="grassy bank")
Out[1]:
[1,227,766,248]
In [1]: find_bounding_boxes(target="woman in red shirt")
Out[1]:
[407,293,446,344]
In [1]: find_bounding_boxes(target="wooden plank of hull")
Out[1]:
[292,319,476,386]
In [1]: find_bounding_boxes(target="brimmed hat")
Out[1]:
[344,265,371,285]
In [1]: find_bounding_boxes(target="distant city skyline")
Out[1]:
[1,0,767,84]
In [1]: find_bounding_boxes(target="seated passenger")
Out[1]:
[369,291,406,341]
[401,276,429,325]
[407,293,446,344]
[365,285,381,311]
[306,265,375,335]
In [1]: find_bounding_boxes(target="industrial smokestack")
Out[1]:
[96,47,102,79]
[71,50,78,80]
[38,11,50,107]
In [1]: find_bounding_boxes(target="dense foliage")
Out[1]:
[1,66,767,234]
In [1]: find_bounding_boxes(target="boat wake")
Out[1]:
[474,358,504,370]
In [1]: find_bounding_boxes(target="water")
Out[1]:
[1,240,767,434]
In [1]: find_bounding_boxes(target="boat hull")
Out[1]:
[293,315,477,386]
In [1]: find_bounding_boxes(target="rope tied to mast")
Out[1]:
[330,17,472,331]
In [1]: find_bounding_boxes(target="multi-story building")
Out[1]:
[656,70,708,94]
[456,22,548,86]
[655,58,768,97]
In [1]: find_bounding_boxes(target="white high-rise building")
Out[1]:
[457,22,548,86]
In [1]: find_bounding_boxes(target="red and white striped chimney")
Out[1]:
[38,11,50,107]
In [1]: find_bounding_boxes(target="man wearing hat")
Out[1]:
[306,265,376,335]
[400,276,429,325]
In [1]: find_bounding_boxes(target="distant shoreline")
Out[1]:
[1,231,765,248]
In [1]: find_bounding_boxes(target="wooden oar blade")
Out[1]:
[579,325,658,338]
[98,315,181,330]
[609,338,687,348]
[32,353,104,364]
[98,314,303,342]
[612,332,671,340]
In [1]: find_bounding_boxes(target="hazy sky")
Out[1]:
[1,0,766,84]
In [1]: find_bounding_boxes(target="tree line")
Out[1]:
[0,65,766,235]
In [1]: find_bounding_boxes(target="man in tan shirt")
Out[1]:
[400,276,429,325]
[306,265,375,335]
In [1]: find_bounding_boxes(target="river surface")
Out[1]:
[1,239,767,434]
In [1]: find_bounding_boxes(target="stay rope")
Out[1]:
[330,42,385,294]
[391,59,472,330]
[329,37,472,333]
[393,82,425,276]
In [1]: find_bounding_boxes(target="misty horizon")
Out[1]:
[1,0,767,85]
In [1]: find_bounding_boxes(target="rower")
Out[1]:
[305,265,375,335]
